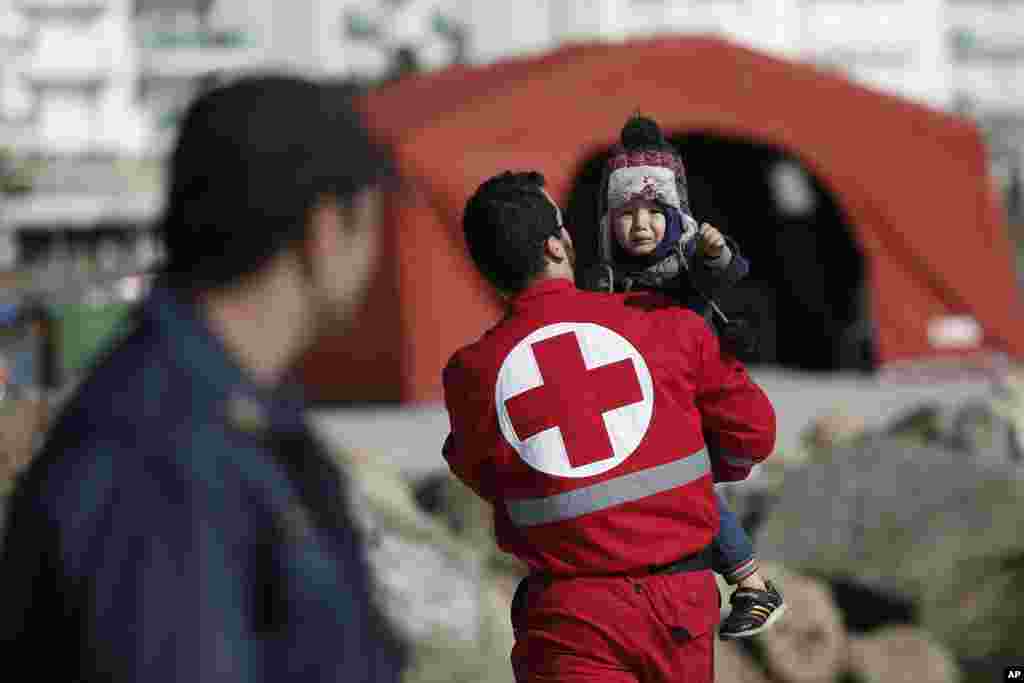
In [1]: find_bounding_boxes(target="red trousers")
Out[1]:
[510,569,719,683]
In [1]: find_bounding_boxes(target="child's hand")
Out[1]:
[698,223,726,259]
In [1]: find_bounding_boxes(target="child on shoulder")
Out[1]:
[580,114,786,640]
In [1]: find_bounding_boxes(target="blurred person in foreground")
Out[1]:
[0,75,407,682]
[442,170,776,682]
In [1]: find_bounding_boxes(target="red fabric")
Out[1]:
[510,571,717,683]
[442,279,776,577]
[303,36,1022,402]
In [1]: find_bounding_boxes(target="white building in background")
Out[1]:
[0,0,148,156]
[465,0,1021,120]
[0,0,1021,164]
[263,0,1024,184]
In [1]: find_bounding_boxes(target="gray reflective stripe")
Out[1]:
[506,449,710,527]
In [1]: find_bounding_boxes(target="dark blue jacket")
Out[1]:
[0,284,406,682]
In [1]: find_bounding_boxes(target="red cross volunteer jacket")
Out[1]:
[442,278,776,577]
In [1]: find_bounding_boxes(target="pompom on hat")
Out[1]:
[600,113,690,216]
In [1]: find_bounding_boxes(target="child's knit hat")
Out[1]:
[597,115,693,261]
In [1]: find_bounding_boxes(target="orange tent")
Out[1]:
[302,36,1024,403]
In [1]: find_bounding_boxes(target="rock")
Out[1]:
[948,400,1017,463]
[331,446,516,683]
[0,397,48,512]
[826,576,915,633]
[876,385,1023,465]
[714,639,769,683]
[806,411,870,452]
[882,402,948,444]
[418,471,529,578]
[753,567,847,683]
[988,368,1024,463]
[0,398,47,478]
[847,626,960,683]
[757,437,1024,659]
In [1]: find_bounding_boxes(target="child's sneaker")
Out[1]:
[719,579,787,639]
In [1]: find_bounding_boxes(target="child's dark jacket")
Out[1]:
[583,218,750,320]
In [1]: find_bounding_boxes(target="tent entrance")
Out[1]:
[567,132,875,373]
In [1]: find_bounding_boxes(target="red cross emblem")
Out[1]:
[504,332,644,468]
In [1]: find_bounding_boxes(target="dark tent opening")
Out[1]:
[567,132,876,373]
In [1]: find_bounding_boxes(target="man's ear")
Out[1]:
[542,234,566,263]
[301,196,341,277]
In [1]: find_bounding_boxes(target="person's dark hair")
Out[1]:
[462,171,563,294]
[157,75,394,293]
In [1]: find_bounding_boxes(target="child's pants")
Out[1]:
[711,489,759,584]
[510,567,718,683]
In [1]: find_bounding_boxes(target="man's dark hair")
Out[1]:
[462,171,562,294]
[157,75,394,293]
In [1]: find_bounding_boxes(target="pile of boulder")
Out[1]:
[340,447,523,683]
[714,565,961,683]
[334,372,1024,683]
[739,369,1024,682]
[3,369,1021,683]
